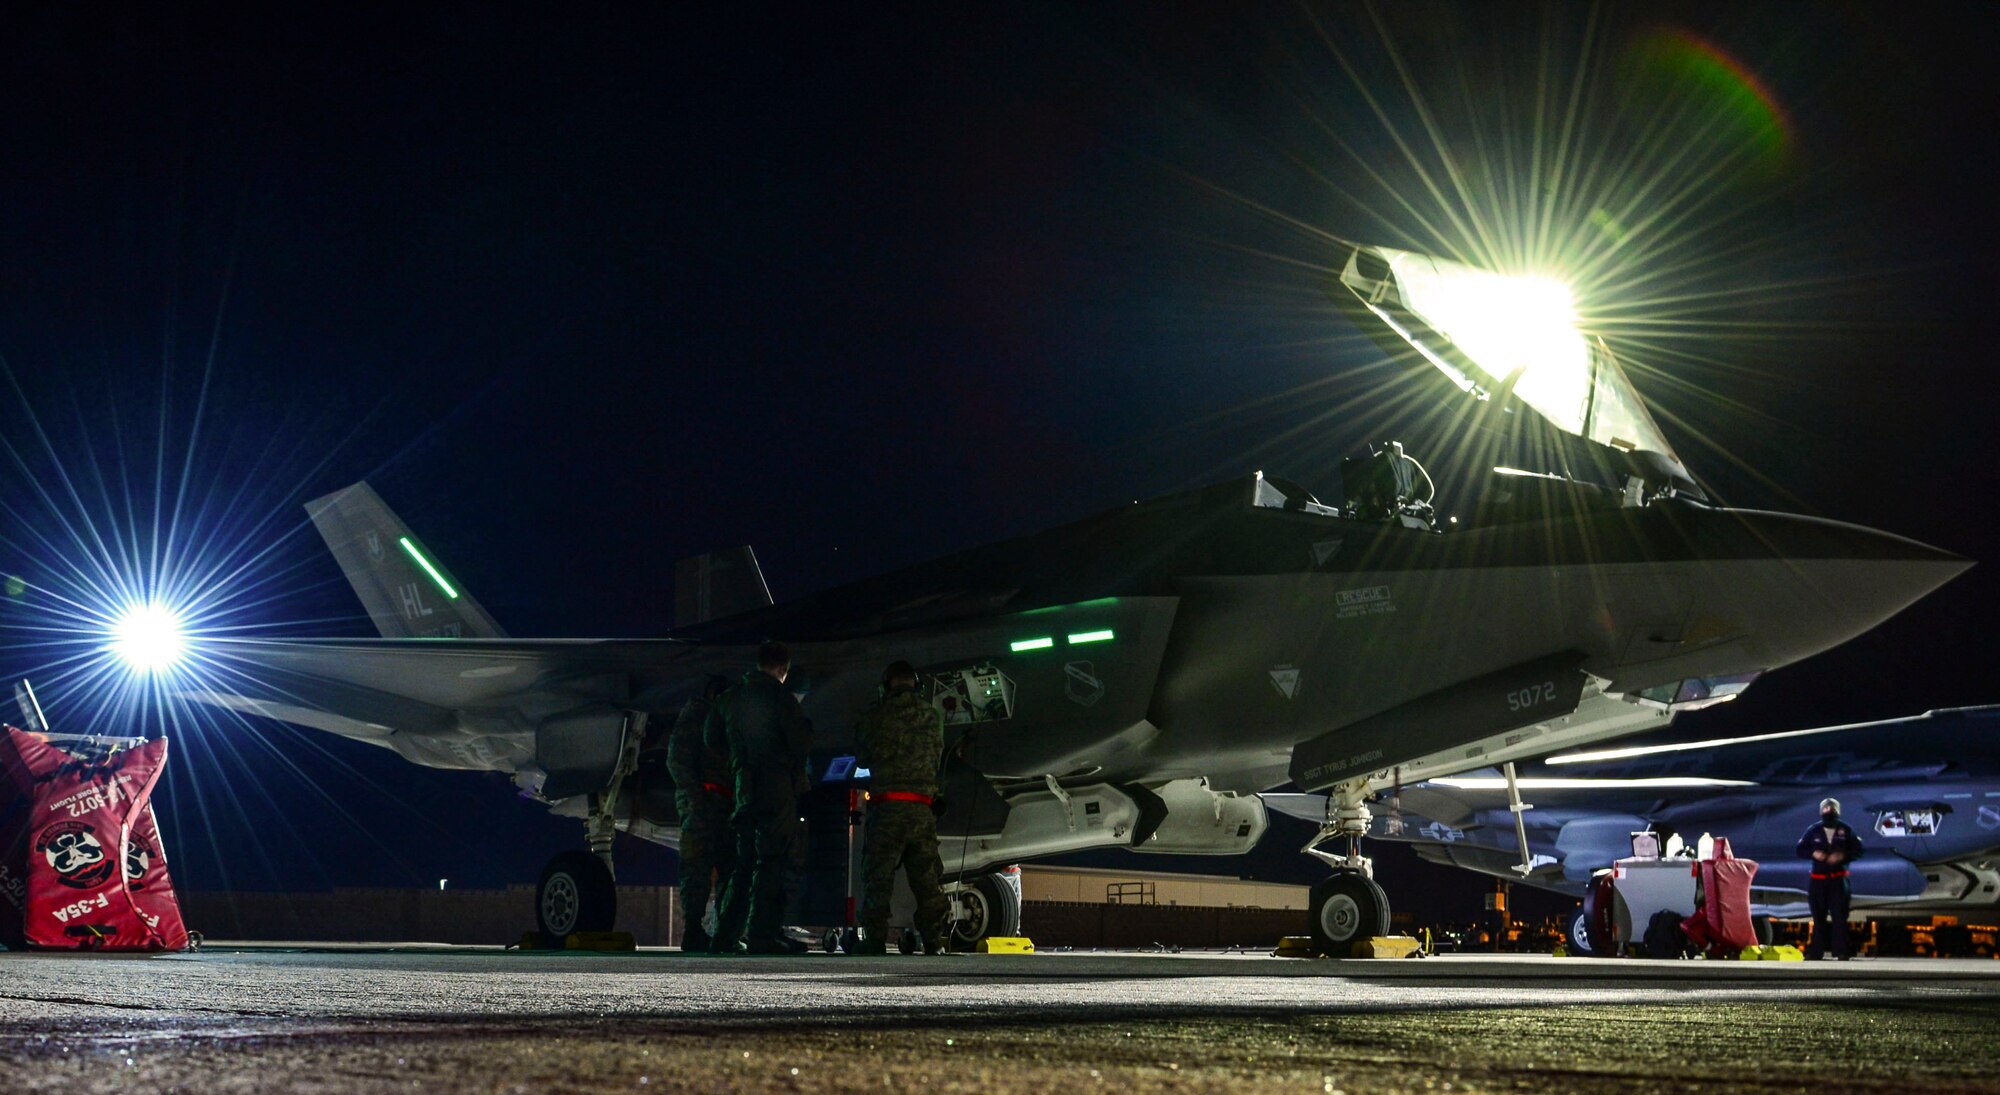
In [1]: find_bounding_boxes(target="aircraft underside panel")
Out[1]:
[937,778,1267,877]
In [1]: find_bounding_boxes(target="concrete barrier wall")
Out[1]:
[1019,866,1308,910]
[179,889,1302,950]
[1022,901,1303,950]
[179,887,684,946]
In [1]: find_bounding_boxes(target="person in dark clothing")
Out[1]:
[666,675,734,954]
[1796,796,1865,959]
[709,641,812,955]
[854,660,950,955]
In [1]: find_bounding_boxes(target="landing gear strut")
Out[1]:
[533,710,645,945]
[1303,779,1390,955]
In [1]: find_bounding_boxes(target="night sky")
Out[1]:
[0,4,1993,923]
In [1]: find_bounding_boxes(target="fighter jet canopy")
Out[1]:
[1336,244,1698,496]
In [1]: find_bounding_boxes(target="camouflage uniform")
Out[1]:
[857,686,949,952]
[666,693,735,948]
[710,670,811,947]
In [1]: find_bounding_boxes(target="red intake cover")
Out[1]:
[22,736,171,950]
[123,799,189,950]
[0,726,68,946]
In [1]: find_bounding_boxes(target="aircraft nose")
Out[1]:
[1695,508,1970,670]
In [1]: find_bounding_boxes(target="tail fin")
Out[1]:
[305,482,508,639]
[675,546,773,627]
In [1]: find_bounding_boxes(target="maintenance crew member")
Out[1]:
[1796,796,1864,959]
[710,641,812,955]
[666,674,734,954]
[854,660,950,955]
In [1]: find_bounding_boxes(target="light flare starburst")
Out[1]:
[108,602,188,673]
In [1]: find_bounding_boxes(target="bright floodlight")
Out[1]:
[111,603,186,672]
[1390,258,1592,433]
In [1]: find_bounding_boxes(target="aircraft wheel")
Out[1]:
[1309,872,1388,956]
[1752,914,1774,947]
[1567,909,1597,957]
[537,850,617,943]
[1580,875,1617,958]
[947,872,1022,952]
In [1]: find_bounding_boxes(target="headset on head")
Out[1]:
[880,660,919,697]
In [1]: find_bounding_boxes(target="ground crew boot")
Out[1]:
[681,927,711,954]
[745,934,808,955]
[852,926,889,955]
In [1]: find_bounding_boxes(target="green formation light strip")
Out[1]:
[1011,630,1116,652]
[399,537,461,599]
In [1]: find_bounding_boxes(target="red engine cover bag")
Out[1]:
[124,799,190,950]
[22,735,171,950]
[1698,836,1760,954]
[0,727,68,947]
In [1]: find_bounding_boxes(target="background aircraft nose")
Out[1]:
[1695,508,1970,672]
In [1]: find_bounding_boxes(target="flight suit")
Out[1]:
[666,693,734,950]
[856,687,949,953]
[710,670,811,948]
[1796,817,1865,958]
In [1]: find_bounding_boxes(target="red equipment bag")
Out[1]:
[0,726,66,947]
[1682,837,1759,956]
[3,726,188,951]
[123,799,190,950]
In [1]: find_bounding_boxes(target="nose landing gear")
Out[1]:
[1303,779,1391,955]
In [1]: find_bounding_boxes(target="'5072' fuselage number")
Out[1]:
[1507,681,1560,713]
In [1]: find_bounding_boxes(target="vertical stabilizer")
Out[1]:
[675,546,773,627]
[305,482,508,639]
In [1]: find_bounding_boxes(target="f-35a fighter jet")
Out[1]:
[1287,706,2000,954]
[191,243,1968,953]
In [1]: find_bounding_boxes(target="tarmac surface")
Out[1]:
[2,945,1998,1093]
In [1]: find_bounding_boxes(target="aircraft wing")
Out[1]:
[1540,706,2000,784]
[186,637,738,775]
[1264,772,1755,832]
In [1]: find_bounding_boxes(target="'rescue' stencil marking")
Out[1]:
[1335,585,1394,619]
[1269,665,1301,700]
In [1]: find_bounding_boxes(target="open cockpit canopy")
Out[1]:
[1335,244,1698,498]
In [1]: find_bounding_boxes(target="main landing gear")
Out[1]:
[1303,779,1391,955]
[538,849,617,942]
[535,714,644,945]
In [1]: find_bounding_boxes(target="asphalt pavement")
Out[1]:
[2,946,1997,1093]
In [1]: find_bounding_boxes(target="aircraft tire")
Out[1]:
[537,850,617,944]
[1567,909,1597,957]
[1752,914,1774,947]
[947,872,1022,952]
[1580,876,1617,958]
[1308,872,1388,956]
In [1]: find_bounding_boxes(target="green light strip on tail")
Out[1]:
[399,537,461,599]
